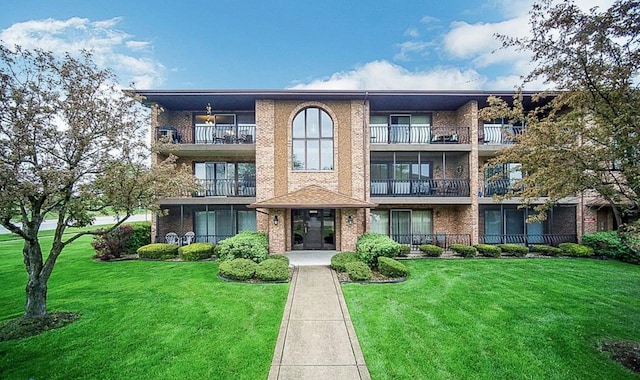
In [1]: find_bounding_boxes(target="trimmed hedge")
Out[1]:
[498,244,529,257]
[267,254,290,265]
[559,242,594,257]
[215,231,269,263]
[331,251,360,272]
[178,242,214,261]
[255,259,290,281]
[531,244,563,256]
[127,222,152,254]
[218,258,257,281]
[419,244,443,257]
[137,243,178,260]
[345,261,372,281]
[377,257,408,278]
[398,245,411,257]
[356,233,401,267]
[474,244,502,258]
[582,231,633,261]
[450,244,477,258]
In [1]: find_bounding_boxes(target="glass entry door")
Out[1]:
[291,209,335,250]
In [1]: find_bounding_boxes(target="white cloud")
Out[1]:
[403,27,420,38]
[290,60,486,90]
[394,41,431,61]
[0,17,165,88]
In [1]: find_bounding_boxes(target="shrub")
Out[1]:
[178,242,214,261]
[255,259,290,281]
[137,243,178,260]
[356,233,401,267]
[345,261,372,281]
[218,258,257,281]
[498,244,529,257]
[531,244,563,256]
[331,251,360,272]
[419,244,444,257]
[267,254,290,265]
[398,245,411,257]
[582,231,633,261]
[377,257,408,278]
[474,244,502,258]
[215,231,269,263]
[559,242,594,257]
[450,244,477,258]
[127,222,151,254]
[92,225,132,260]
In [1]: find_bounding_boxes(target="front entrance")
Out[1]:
[292,209,335,250]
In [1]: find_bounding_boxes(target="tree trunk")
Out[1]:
[25,277,47,318]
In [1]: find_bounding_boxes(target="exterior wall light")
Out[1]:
[273,215,279,225]
[347,215,353,226]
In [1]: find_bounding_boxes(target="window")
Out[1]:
[194,162,255,196]
[195,208,256,243]
[370,114,431,144]
[292,107,334,170]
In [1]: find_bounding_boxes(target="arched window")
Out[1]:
[292,107,334,170]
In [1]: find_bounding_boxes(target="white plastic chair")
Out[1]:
[183,231,195,245]
[165,232,179,245]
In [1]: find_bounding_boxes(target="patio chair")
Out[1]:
[165,232,179,245]
[183,231,195,245]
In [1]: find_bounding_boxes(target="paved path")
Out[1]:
[269,266,371,380]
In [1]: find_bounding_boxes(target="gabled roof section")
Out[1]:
[249,185,377,209]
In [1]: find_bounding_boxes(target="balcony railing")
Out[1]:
[392,233,472,251]
[194,179,256,197]
[370,125,470,144]
[478,234,577,246]
[157,234,233,245]
[371,179,470,197]
[481,125,524,145]
[482,179,520,197]
[156,124,256,145]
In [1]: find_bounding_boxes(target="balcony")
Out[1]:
[481,179,520,197]
[479,234,577,246]
[371,179,470,197]
[194,178,256,197]
[480,125,524,145]
[156,124,256,145]
[391,233,472,251]
[370,125,470,145]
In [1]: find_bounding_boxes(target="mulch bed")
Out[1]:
[601,341,640,373]
[0,312,81,342]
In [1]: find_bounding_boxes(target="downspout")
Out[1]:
[363,91,369,232]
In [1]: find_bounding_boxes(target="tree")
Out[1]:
[0,45,197,318]
[480,0,640,231]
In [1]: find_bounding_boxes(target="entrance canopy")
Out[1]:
[248,185,377,209]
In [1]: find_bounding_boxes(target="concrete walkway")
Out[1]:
[268,264,371,380]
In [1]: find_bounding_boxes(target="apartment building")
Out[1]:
[134,90,594,253]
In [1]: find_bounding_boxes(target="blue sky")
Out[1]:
[0,0,613,90]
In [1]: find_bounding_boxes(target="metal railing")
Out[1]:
[156,124,256,145]
[194,179,256,197]
[478,234,577,246]
[370,125,470,144]
[157,234,233,245]
[481,125,524,145]
[392,233,472,251]
[371,179,470,197]
[482,179,520,196]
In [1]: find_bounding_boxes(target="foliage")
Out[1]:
[531,244,563,256]
[356,232,401,267]
[479,0,640,244]
[126,222,152,254]
[619,221,640,264]
[136,243,178,260]
[267,254,290,265]
[331,251,361,272]
[91,225,133,261]
[419,244,444,257]
[474,244,502,258]
[559,242,594,257]
[497,244,530,257]
[215,231,269,263]
[218,258,257,281]
[450,244,477,258]
[0,45,199,318]
[255,259,290,282]
[345,261,372,281]
[178,242,214,261]
[582,231,632,259]
[398,245,411,257]
[377,257,408,278]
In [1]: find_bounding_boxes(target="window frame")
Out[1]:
[292,107,334,171]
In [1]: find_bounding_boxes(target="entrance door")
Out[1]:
[292,209,335,250]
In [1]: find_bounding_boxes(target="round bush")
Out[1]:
[398,245,411,257]
[559,242,594,257]
[215,231,269,263]
[377,257,408,278]
[137,243,178,259]
[345,261,372,281]
[267,254,290,265]
[218,258,257,281]
[531,244,563,256]
[474,244,502,258]
[255,259,290,281]
[582,231,632,260]
[498,244,529,257]
[356,233,401,267]
[419,244,443,257]
[331,251,360,272]
[450,244,477,258]
[178,242,214,261]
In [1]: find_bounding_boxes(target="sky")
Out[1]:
[0,0,615,91]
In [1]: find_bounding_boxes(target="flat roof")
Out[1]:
[131,89,552,112]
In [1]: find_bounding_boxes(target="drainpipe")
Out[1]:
[363,91,369,232]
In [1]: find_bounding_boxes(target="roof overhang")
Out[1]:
[248,185,377,209]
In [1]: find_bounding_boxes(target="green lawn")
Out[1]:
[0,235,288,380]
[343,259,640,380]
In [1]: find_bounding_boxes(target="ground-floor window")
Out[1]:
[371,209,433,245]
[194,207,256,243]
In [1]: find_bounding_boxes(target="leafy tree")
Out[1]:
[480,0,639,242]
[0,45,198,318]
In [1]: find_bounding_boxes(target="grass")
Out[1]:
[342,259,640,379]
[0,235,288,379]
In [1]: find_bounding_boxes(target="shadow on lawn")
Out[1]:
[0,312,80,342]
